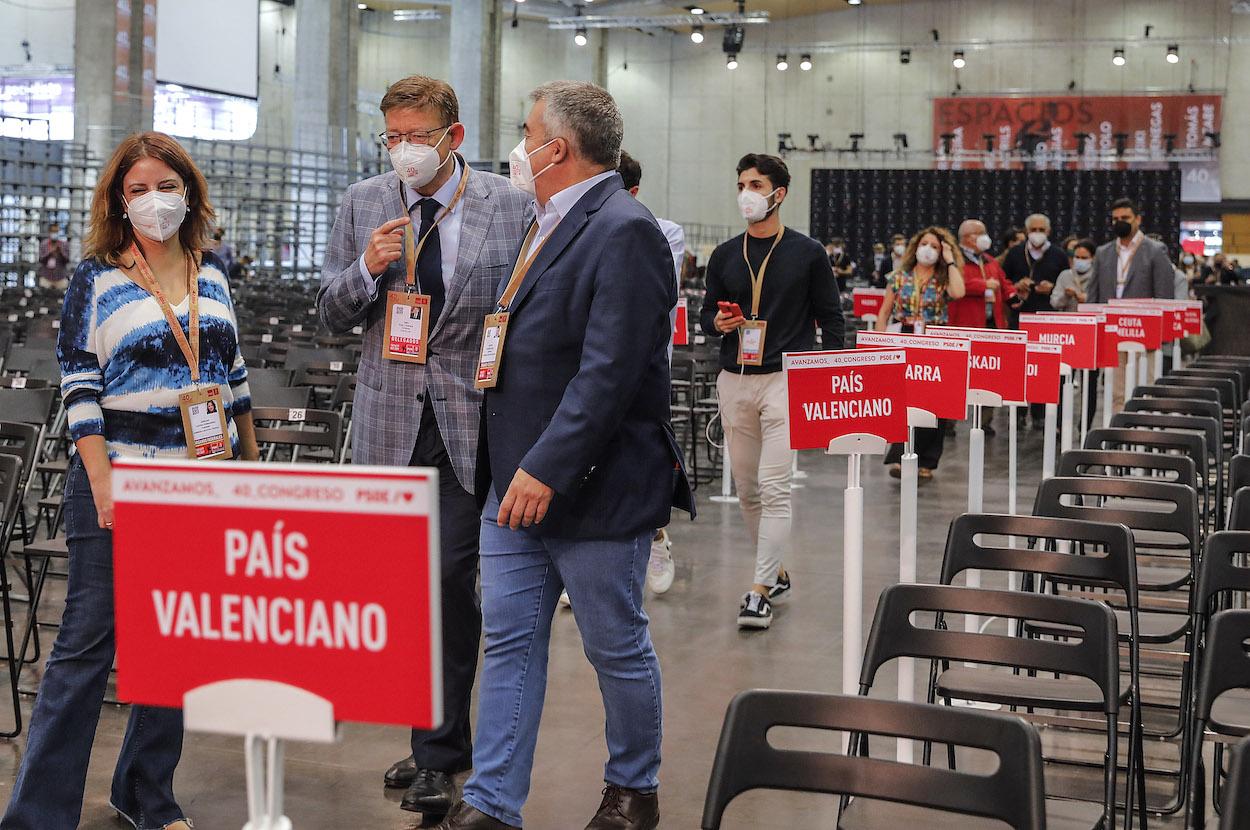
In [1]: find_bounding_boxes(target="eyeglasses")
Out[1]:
[377,126,451,149]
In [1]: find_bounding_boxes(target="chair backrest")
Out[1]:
[1232,454,1250,497]
[1084,427,1208,483]
[1224,736,1250,827]
[283,346,353,371]
[1194,531,1250,612]
[251,407,343,456]
[1194,357,1250,389]
[247,367,294,390]
[1156,375,1236,412]
[1032,475,1200,559]
[701,690,1047,830]
[250,385,312,410]
[1058,449,1197,489]
[1124,396,1224,427]
[941,513,1138,608]
[1194,609,1250,722]
[1109,411,1220,467]
[1169,368,1243,407]
[331,374,356,409]
[294,364,357,387]
[861,584,1119,713]
[0,420,41,486]
[0,453,23,543]
[1134,384,1221,405]
[3,343,54,373]
[0,387,55,427]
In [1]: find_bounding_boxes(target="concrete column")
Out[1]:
[74,0,155,158]
[293,0,359,162]
[451,0,503,165]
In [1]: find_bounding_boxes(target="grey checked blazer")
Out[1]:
[317,164,530,489]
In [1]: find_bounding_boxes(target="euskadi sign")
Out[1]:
[925,326,1029,405]
[111,460,442,729]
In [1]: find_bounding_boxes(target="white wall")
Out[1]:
[0,0,73,68]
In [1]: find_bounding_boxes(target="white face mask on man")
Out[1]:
[124,190,188,243]
[893,243,906,257]
[737,188,779,224]
[508,137,558,197]
[388,126,453,190]
[976,233,992,252]
[1028,231,1049,248]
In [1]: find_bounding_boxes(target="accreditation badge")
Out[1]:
[474,312,510,390]
[179,385,233,461]
[737,319,767,366]
[383,291,431,363]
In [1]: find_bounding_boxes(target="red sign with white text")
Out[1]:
[112,460,441,729]
[856,331,971,421]
[926,326,1029,405]
[1019,313,1099,370]
[1026,344,1063,405]
[1081,304,1164,351]
[784,349,907,448]
[852,288,886,319]
[1109,298,1189,341]
[1098,322,1120,368]
[672,301,689,347]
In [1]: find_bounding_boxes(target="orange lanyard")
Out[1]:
[403,158,471,289]
[1117,239,1141,288]
[128,243,200,383]
[741,226,784,319]
[496,222,557,312]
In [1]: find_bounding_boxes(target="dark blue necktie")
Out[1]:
[417,198,444,323]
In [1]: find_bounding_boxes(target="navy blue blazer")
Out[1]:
[476,173,695,539]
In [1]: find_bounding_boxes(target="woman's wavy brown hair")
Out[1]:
[901,225,964,287]
[83,131,215,268]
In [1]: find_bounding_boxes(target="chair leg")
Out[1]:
[1185,722,1207,830]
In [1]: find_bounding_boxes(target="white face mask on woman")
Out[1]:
[915,245,940,266]
[124,191,188,243]
[388,126,453,190]
[508,137,557,197]
[737,188,779,224]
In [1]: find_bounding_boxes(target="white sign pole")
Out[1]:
[965,390,999,632]
[791,450,808,486]
[1007,404,1019,596]
[710,413,738,504]
[1103,367,1114,428]
[1153,348,1164,382]
[897,409,935,762]
[1173,339,1182,370]
[1080,369,1091,449]
[1060,367,1075,455]
[1042,401,1058,480]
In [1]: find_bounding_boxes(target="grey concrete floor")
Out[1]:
[0,416,1204,828]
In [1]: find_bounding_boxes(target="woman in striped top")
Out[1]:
[2,132,258,830]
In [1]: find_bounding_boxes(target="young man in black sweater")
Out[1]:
[700,153,844,629]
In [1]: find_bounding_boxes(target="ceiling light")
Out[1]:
[847,0,862,4]
[1112,48,1126,66]
[357,2,367,8]
[799,53,812,71]
[952,50,966,69]
[900,48,911,64]
[574,27,588,46]
[727,54,739,69]
[691,23,704,44]
[689,5,705,13]
[1167,44,1180,63]
[776,53,788,71]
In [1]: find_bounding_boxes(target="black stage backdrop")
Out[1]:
[810,168,1181,265]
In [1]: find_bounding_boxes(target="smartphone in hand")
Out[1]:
[718,301,745,318]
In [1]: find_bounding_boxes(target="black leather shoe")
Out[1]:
[400,768,457,816]
[585,785,659,830]
[384,754,417,788]
[434,800,520,829]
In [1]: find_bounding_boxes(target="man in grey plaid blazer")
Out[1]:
[317,76,529,821]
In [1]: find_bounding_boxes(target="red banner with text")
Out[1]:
[784,349,908,448]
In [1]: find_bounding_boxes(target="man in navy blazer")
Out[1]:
[437,82,692,830]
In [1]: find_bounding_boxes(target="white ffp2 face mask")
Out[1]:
[976,233,992,252]
[509,137,557,196]
[737,188,779,224]
[1028,231,1049,248]
[916,245,940,266]
[388,126,453,190]
[893,243,906,257]
[125,191,188,243]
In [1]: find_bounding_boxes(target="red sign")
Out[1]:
[932,94,1222,170]
[856,331,971,421]
[1026,344,1063,405]
[112,460,441,729]
[1182,302,1203,336]
[1098,321,1120,368]
[1110,298,1197,338]
[927,326,1029,405]
[852,288,886,319]
[1019,313,1099,370]
[1081,304,1164,351]
[1182,238,1206,256]
[784,348,907,448]
[672,300,689,347]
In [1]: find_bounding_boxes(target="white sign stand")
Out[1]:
[1060,363,1075,455]
[896,407,937,761]
[710,413,738,504]
[790,450,808,488]
[1121,342,1145,406]
[1153,348,1164,382]
[828,433,888,708]
[1173,340,1182,370]
[965,389,1000,633]
[1102,366,1115,429]
[184,679,339,830]
[1079,369,1091,449]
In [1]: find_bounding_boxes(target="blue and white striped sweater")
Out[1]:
[58,252,251,458]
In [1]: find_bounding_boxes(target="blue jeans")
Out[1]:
[462,499,662,827]
[1,457,186,830]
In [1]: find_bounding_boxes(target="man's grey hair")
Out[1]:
[958,219,985,239]
[1025,213,1052,231]
[530,81,623,169]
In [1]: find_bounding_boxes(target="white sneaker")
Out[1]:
[558,590,572,609]
[647,529,675,594]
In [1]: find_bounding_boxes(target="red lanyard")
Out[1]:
[128,243,201,383]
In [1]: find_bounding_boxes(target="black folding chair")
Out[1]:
[702,690,1047,830]
[251,407,343,463]
[1108,413,1223,533]
[0,455,27,737]
[1185,610,1250,828]
[249,385,313,411]
[1223,736,1250,828]
[860,583,1122,829]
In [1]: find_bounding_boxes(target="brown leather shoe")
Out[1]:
[434,801,520,830]
[584,785,659,830]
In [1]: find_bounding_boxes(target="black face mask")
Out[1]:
[1112,220,1134,239]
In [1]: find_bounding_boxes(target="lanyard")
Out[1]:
[911,270,932,319]
[1116,238,1141,289]
[128,243,200,383]
[741,226,784,318]
[403,158,471,290]
[496,221,557,312]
